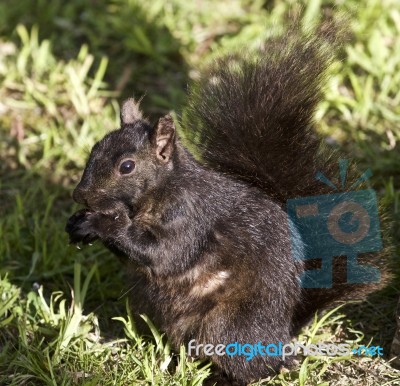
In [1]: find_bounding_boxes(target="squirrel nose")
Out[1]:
[72,185,89,206]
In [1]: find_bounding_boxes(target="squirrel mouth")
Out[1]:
[84,202,136,219]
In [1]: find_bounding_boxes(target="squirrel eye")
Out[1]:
[119,159,135,175]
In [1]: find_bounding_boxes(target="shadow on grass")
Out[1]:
[341,287,399,356]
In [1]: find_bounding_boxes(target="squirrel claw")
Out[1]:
[66,209,99,245]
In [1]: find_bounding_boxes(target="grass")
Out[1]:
[0,0,399,385]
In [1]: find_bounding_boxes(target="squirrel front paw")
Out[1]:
[65,209,100,244]
[66,208,129,245]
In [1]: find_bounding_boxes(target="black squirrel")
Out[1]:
[65,29,388,385]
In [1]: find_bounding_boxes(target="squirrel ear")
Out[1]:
[152,115,176,163]
[120,98,143,126]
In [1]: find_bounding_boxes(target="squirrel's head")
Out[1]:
[72,98,176,215]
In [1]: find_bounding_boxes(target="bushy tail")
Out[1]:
[183,29,337,203]
[182,28,391,330]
